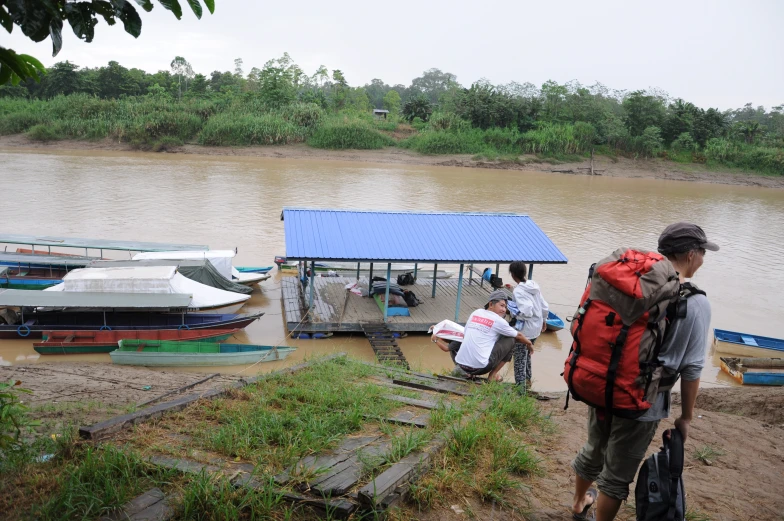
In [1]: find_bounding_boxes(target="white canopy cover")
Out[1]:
[45,266,250,310]
[133,251,235,280]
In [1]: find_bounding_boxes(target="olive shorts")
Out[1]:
[448,336,515,376]
[571,408,659,500]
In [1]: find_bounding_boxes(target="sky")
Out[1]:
[4,0,783,111]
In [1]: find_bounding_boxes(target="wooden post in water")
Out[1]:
[590,148,595,176]
[431,263,438,298]
[455,264,465,322]
[383,263,392,323]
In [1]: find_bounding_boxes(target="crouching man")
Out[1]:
[432,290,533,381]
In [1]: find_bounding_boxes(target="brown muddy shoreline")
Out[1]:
[1,134,783,188]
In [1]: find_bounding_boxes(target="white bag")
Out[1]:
[428,319,465,342]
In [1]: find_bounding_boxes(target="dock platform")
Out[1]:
[281,276,496,334]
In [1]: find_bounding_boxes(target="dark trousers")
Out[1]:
[448,336,515,376]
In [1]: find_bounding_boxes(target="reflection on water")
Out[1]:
[1,148,783,390]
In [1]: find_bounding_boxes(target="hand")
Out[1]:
[527,344,534,355]
[674,416,691,442]
[541,322,547,333]
[431,334,438,343]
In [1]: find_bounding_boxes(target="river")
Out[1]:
[1,148,783,391]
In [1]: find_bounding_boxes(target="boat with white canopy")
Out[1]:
[133,250,269,286]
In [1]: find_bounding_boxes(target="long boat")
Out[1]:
[33,328,239,355]
[545,311,565,331]
[0,266,65,290]
[0,234,208,256]
[235,266,273,274]
[713,329,784,358]
[111,339,295,366]
[0,311,263,339]
[133,251,269,287]
[719,357,784,386]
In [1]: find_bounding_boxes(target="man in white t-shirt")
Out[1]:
[432,290,533,381]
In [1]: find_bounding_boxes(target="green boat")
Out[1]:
[112,339,296,366]
[33,328,239,355]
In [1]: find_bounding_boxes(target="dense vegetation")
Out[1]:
[0,54,782,174]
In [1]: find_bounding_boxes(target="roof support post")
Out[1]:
[356,262,360,280]
[308,261,316,313]
[368,263,374,295]
[413,263,418,280]
[383,263,391,323]
[528,263,534,280]
[468,264,473,285]
[455,264,465,322]
[431,263,438,298]
[495,263,500,276]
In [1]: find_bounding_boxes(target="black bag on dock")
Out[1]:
[403,290,421,307]
[635,428,686,521]
[397,272,415,286]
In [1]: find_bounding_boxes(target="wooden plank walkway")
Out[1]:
[282,275,496,333]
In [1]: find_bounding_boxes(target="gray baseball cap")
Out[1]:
[485,290,509,308]
[658,222,719,255]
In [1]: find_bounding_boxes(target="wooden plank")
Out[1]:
[233,474,357,520]
[310,439,394,496]
[146,455,222,475]
[391,379,470,397]
[98,488,165,521]
[381,394,440,410]
[275,435,380,485]
[127,497,175,521]
[79,353,347,440]
[364,409,429,428]
[357,401,489,509]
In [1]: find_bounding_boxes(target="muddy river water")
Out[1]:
[1,148,783,391]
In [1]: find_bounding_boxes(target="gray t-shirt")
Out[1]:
[638,293,711,421]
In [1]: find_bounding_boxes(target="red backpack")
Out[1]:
[563,248,689,418]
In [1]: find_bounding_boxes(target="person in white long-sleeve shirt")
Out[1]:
[509,261,549,391]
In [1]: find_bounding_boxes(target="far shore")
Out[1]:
[2,134,783,188]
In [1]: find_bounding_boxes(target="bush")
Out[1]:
[152,136,184,152]
[428,112,470,132]
[307,120,394,149]
[522,122,591,155]
[671,132,696,152]
[199,113,305,146]
[280,102,325,129]
[0,111,47,135]
[26,124,61,142]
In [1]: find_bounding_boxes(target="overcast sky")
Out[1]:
[5,0,783,111]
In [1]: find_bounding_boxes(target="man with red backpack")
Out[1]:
[566,223,718,521]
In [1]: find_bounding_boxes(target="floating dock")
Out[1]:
[281,276,495,334]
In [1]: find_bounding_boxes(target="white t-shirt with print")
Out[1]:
[455,309,518,369]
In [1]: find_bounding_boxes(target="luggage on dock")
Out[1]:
[397,272,415,286]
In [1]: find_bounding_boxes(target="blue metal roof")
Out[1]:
[282,208,567,264]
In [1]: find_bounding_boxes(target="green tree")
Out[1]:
[97,61,140,98]
[383,90,401,115]
[170,56,193,99]
[364,78,391,109]
[39,61,83,98]
[258,56,297,108]
[402,95,433,122]
[636,125,664,157]
[541,80,568,122]
[623,91,666,136]
[0,0,215,85]
[189,73,208,95]
[410,68,459,104]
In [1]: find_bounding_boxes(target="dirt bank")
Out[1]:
[2,134,782,188]
[9,360,783,521]
[409,388,784,521]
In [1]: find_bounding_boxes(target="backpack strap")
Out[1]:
[604,324,629,424]
[564,298,592,410]
[665,428,685,521]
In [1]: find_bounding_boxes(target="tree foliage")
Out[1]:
[402,95,433,122]
[0,0,215,85]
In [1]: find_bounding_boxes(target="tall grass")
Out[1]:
[307,117,394,149]
[199,113,305,146]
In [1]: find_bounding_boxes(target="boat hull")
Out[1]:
[111,345,295,366]
[34,329,238,355]
[236,266,273,274]
[713,329,784,358]
[545,311,564,331]
[0,312,263,339]
[720,357,784,386]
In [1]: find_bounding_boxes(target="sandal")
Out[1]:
[572,488,597,520]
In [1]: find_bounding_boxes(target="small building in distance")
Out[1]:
[373,109,389,119]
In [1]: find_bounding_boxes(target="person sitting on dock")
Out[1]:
[431,290,533,381]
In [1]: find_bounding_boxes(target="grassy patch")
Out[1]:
[693,444,725,465]
[307,118,395,149]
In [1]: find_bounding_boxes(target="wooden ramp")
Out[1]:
[362,323,409,369]
[282,276,495,334]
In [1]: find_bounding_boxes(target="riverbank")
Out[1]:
[2,134,783,188]
[3,359,782,520]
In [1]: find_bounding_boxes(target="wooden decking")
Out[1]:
[281,275,496,333]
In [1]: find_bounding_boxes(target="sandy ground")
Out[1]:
[6,361,783,520]
[1,134,783,188]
